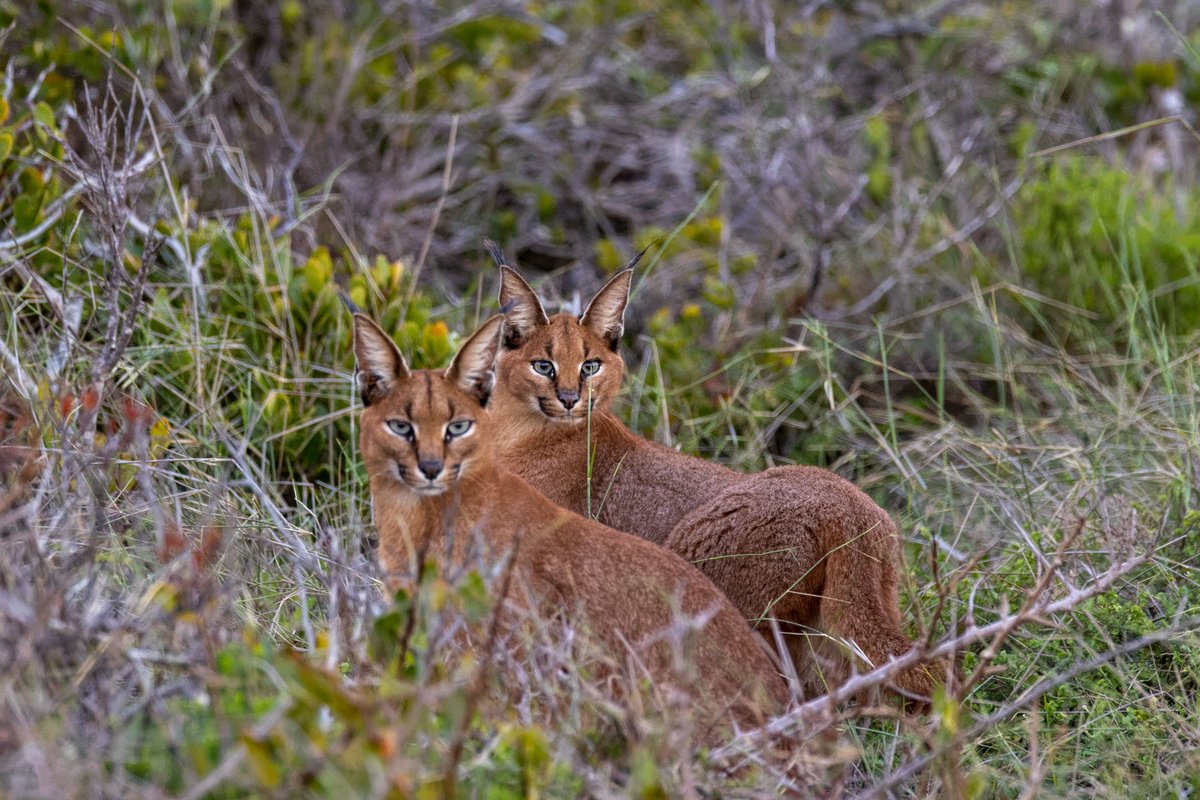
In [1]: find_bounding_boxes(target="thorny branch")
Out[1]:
[716,528,1160,760]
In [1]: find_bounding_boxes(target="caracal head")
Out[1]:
[352,313,505,498]
[492,253,641,426]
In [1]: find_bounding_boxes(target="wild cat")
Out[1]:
[349,310,788,730]
[486,252,945,705]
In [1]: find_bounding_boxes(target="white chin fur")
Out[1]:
[542,411,584,424]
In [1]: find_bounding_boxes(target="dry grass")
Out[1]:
[2,1,1200,797]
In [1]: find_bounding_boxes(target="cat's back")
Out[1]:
[505,412,750,542]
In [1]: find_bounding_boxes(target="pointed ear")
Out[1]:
[352,314,409,405]
[498,266,548,348]
[580,269,633,351]
[446,315,505,406]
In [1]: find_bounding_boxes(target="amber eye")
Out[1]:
[580,359,601,377]
[531,360,555,377]
[386,419,414,440]
[445,420,472,439]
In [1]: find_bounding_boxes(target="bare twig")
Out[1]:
[718,540,1157,755]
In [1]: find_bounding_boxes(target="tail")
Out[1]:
[809,513,944,709]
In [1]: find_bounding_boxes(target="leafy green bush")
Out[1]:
[1015,156,1200,339]
[113,567,588,799]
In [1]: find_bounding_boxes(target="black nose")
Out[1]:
[417,459,443,480]
[557,389,579,410]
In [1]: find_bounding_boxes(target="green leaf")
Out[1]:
[964,770,988,799]
[370,607,407,664]
[33,102,55,129]
[863,113,891,154]
[303,245,333,293]
[12,195,42,229]
[456,571,494,622]
[0,132,12,162]
[593,239,624,273]
[505,725,550,792]
[629,748,668,800]
[290,658,364,725]
[240,735,283,788]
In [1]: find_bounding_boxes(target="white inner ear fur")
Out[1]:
[508,304,546,333]
[580,272,631,339]
[499,267,549,335]
[455,367,495,397]
[447,316,504,398]
[354,316,409,380]
[358,339,399,377]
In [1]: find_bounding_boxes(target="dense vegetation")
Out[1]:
[1,1,1198,796]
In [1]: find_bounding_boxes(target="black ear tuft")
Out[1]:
[483,238,510,268]
[334,273,362,315]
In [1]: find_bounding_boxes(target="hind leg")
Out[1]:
[746,546,906,703]
[664,471,945,706]
[668,509,921,704]
[663,490,826,684]
[816,508,943,707]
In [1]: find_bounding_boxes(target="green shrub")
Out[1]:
[1014,156,1200,340]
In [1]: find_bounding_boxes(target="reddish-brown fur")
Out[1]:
[350,312,788,730]
[490,265,945,704]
